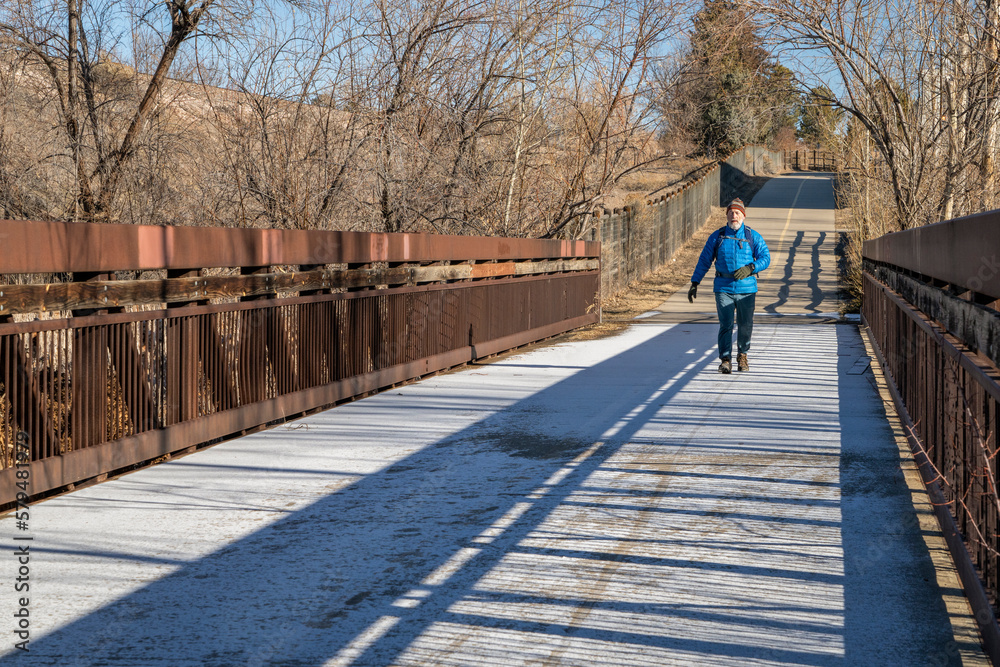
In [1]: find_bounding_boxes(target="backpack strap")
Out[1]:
[712,224,755,261]
[713,224,758,279]
[711,226,726,262]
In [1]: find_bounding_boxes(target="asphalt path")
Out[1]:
[653,172,844,323]
[0,173,986,666]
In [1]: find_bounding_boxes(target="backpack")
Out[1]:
[712,224,754,262]
[712,224,757,278]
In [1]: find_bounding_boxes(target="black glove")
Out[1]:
[687,282,698,302]
[733,263,755,281]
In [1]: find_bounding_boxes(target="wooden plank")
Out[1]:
[0,261,600,315]
[514,259,598,275]
[470,263,515,278]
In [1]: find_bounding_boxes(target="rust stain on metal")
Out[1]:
[0,220,600,505]
[863,269,1000,627]
[471,263,515,278]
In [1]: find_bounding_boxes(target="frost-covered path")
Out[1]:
[0,174,986,666]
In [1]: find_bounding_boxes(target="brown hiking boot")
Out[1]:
[718,358,732,374]
[737,353,749,372]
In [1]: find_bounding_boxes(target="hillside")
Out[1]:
[0,50,708,238]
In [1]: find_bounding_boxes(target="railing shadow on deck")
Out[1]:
[835,325,973,666]
[863,208,1000,663]
[4,324,966,666]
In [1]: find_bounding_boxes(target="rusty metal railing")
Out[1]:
[862,210,1000,656]
[0,221,599,504]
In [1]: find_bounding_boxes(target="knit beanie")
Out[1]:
[727,198,746,215]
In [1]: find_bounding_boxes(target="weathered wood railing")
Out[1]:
[0,222,600,505]
[784,149,838,171]
[862,210,1000,658]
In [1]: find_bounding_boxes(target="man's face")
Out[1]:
[727,207,745,230]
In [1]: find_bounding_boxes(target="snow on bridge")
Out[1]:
[0,174,986,666]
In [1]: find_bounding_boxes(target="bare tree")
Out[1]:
[0,0,696,237]
[540,0,682,239]
[752,0,1000,230]
[0,0,245,222]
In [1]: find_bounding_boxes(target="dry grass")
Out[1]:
[600,157,710,211]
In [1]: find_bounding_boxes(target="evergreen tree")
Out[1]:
[667,0,797,155]
[798,86,843,149]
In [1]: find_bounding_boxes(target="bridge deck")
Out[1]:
[2,174,987,665]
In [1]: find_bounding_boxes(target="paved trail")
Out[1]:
[0,174,986,666]
[653,171,841,322]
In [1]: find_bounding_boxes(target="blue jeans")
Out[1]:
[715,292,755,360]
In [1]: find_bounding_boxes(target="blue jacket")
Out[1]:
[691,222,771,294]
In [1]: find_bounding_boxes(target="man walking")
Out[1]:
[687,198,771,374]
